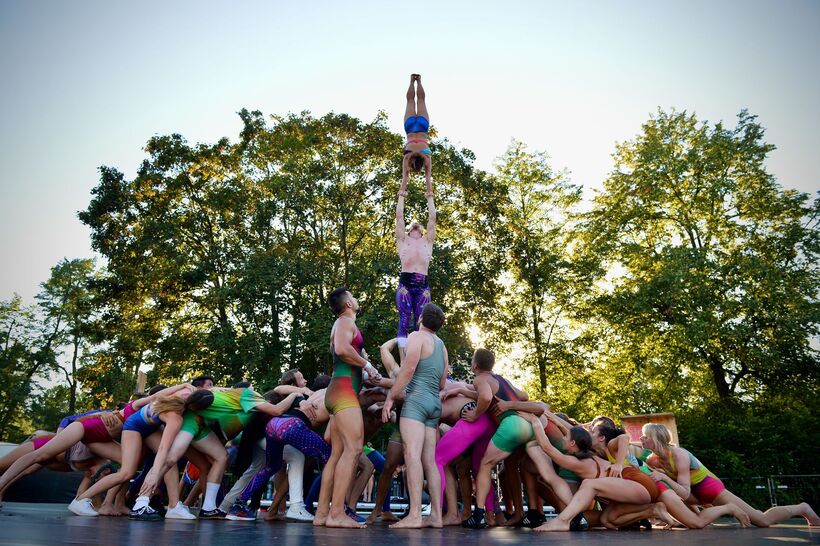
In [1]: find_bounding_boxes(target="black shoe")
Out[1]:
[569,514,589,531]
[149,495,166,517]
[199,508,227,520]
[462,508,487,529]
[129,505,162,521]
[523,509,546,528]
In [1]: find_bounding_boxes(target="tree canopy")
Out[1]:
[2,107,817,476]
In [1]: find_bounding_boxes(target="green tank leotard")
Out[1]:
[400,336,444,428]
[488,374,534,453]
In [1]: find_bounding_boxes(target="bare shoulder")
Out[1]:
[308,389,326,402]
[474,373,496,390]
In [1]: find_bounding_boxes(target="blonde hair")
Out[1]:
[152,396,185,416]
[642,422,674,458]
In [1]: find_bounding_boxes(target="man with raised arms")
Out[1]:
[395,156,435,360]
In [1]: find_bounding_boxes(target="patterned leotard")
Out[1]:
[325,328,365,415]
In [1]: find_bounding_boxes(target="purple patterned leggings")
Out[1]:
[396,272,431,346]
[238,416,331,502]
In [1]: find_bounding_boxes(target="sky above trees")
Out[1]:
[1,0,819,301]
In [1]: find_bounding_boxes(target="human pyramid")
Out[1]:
[0,75,818,533]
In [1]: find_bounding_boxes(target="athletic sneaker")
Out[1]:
[129,505,162,521]
[569,513,589,531]
[165,502,197,520]
[522,509,546,528]
[462,507,487,529]
[286,503,315,522]
[225,502,255,521]
[200,507,228,520]
[344,505,366,523]
[68,498,98,517]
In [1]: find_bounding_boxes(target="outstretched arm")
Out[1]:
[382,332,422,422]
[380,338,400,379]
[464,376,493,421]
[425,190,436,243]
[256,392,299,417]
[493,400,547,418]
[396,189,407,243]
[544,410,572,435]
[650,448,692,500]
[439,343,449,391]
[273,384,313,396]
[387,333,422,399]
[521,412,590,475]
[606,434,631,477]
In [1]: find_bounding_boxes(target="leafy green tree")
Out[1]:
[78,110,501,390]
[489,141,583,392]
[580,109,819,405]
[37,258,98,414]
[0,296,42,440]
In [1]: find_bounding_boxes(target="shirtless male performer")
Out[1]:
[396,154,436,360]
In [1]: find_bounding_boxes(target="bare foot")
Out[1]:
[365,511,382,525]
[326,514,366,528]
[97,505,122,517]
[534,518,570,532]
[313,510,328,526]
[442,512,462,526]
[799,502,820,526]
[380,511,399,522]
[390,514,423,529]
[652,503,679,529]
[727,504,751,528]
[501,511,523,527]
[423,516,443,529]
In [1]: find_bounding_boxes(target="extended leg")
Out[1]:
[325,409,365,528]
[365,441,402,524]
[415,76,428,120]
[421,425,442,527]
[390,418,425,529]
[404,76,416,122]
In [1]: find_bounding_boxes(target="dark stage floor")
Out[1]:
[1,503,818,546]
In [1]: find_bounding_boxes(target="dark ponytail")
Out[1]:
[569,426,595,459]
[597,424,627,443]
[185,389,214,412]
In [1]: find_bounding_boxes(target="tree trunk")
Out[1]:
[699,348,730,399]
[532,305,546,391]
[70,335,80,414]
